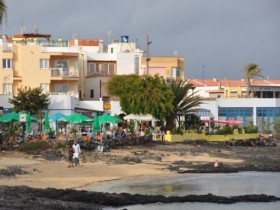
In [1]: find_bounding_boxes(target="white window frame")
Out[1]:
[3,83,12,95]
[172,67,181,78]
[40,59,49,69]
[2,59,12,69]
[40,83,50,94]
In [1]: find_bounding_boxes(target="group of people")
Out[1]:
[67,140,81,168]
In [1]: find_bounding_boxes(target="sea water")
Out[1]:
[86,172,280,210]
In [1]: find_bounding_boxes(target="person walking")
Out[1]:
[72,140,81,166]
[67,143,75,168]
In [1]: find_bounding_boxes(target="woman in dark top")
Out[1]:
[67,143,75,168]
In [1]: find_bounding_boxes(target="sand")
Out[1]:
[0,146,243,190]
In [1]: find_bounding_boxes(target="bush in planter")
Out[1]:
[243,125,258,133]
[215,126,233,135]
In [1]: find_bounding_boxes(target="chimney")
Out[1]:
[213,77,217,82]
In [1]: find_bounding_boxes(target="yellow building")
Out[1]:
[0,33,79,96]
[141,56,185,80]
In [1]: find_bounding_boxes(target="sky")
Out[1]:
[2,0,280,80]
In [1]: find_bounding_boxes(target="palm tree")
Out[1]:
[165,78,203,133]
[242,63,263,97]
[0,0,7,26]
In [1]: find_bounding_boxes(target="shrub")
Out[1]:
[243,125,258,133]
[19,141,50,152]
[215,126,233,135]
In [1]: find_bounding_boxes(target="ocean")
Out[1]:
[85,172,280,210]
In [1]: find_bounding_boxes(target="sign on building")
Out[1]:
[19,113,26,122]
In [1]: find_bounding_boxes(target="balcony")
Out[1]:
[51,68,79,78]
[2,43,13,52]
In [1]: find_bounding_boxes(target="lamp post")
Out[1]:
[146,34,152,75]
[202,64,205,84]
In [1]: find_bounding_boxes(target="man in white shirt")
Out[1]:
[72,140,81,166]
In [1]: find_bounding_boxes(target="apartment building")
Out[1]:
[0,33,80,97]
[0,33,185,116]
[187,78,280,132]
[188,78,280,99]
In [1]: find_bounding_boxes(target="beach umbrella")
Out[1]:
[226,120,244,125]
[25,113,32,134]
[124,114,154,121]
[43,112,50,133]
[98,113,122,138]
[62,113,92,124]
[92,113,100,132]
[0,111,36,123]
[0,111,19,122]
[49,112,67,122]
[99,113,122,124]
[49,112,67,133]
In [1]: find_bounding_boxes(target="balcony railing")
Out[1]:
[50,92,79,98]
[51,68,79,77]
[2,43,13,52]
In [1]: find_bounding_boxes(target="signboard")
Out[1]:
[103,102,111,110]
[19,113,26,122]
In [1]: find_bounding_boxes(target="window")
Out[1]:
[56,60,68,68]
[2,59,12,69]
[90,89,94,98]
[134,56,139,75]
[40,59,49,69]
[3,83,12,95]
[55,84,69,93]
[108,64,114,75]
[172,67,181,78]
[218,107,253,124]
[88,63,97,75]
[40,83,50,94]
[88,63,115,75]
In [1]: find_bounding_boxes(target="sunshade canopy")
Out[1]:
[99,113,122,124]
[49,112,67,121]
[124,114,154,121]
[43,112,50,133]
[92,113,100,132]
[0,112,37,123]
[62,113,92,124]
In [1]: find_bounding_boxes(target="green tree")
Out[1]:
[106,74,174,119]
[106,74,139,97]
[166,78,203,133]
[0,0,7,26]
[9,86,50,115]
[242,63,263,97]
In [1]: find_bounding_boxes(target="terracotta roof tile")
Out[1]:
[187,79,280,87]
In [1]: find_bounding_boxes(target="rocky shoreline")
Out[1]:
[0,185,279,210]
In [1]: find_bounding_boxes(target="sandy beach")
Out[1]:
[1,139,278,190]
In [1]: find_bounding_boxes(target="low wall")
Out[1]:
[164,130,259,143]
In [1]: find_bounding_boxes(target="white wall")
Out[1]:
[48,95,77,115]
[117,53,142,75]
[86,53,117,61]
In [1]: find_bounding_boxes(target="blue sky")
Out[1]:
[2,0,280,80]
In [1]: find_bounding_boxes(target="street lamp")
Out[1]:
[146,34,152,75]
[202,65,205,84]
